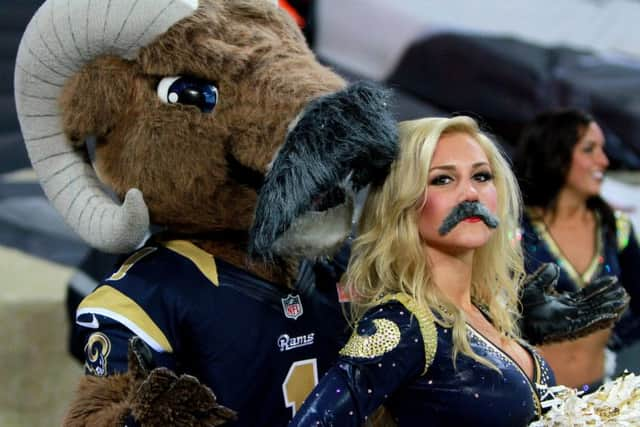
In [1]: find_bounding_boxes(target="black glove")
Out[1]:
[519,263,630,345]
[125,337,237,427]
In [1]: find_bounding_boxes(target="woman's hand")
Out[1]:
[519,264,629,345]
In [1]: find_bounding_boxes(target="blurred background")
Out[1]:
[1,0,639,425]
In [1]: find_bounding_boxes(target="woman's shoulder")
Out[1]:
[340,293,438,375]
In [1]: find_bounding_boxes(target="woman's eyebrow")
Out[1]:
[429,161,489,172]
[583,139,604,146]
[429,164,456,172]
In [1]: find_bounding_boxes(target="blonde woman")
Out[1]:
[290,116,555,426]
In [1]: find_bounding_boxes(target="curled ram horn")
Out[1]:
[14,0,198,253]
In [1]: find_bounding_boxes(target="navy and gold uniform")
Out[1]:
[521,209,640,349]
[75,239,348,427]
[290,294,555,427]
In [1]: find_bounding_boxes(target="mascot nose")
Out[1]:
[249,81,398,260]
[285,81,398,189]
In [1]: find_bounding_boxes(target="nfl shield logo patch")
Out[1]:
[281,294,303,320]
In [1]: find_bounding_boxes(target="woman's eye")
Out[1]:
[474,172,493,182]
[430,175,452,185]
[157,76,218,113]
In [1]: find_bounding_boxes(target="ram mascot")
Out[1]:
[14,0,629,426]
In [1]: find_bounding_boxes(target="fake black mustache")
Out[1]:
[437,201,499,236]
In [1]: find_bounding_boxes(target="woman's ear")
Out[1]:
[59,56,134,145]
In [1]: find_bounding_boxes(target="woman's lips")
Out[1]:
[464,216,482,223]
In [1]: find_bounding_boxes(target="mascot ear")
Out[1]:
[60,57,132,144]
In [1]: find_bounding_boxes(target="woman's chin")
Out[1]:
[431,239,491,257]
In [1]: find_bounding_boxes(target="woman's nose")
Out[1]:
[460,180,480,202]
[597,148,609,169]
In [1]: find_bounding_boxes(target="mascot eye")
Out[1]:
[157,76,218,113]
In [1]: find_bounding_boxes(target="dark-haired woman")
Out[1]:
[514,109,640,392]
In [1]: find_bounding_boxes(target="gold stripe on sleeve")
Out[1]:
[78,285,173,352]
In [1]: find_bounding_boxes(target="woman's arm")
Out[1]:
[290,297,436,426]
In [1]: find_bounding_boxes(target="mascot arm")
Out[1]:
[66,314,236,427]
[64,372,133,427]
[64,337,237,427]
[64,334,155,427]
[520,263,630,345]
[290,298,433,426]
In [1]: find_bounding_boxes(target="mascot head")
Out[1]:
[15,0,396,276]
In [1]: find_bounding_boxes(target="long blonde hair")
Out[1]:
[345,116,525,368]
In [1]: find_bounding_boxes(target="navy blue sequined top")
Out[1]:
[520,209,640,349]
[290,294,555,427]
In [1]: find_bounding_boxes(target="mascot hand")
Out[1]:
[125,337,237,427]
[519,264,629,345]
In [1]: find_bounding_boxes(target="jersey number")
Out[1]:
[282,358,319,416]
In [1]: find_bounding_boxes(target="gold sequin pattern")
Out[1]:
[387,293,438,375]
[339,318,401,359]
[527,207,604,286]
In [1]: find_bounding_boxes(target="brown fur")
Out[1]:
[129,368,237,426]
[63,337,143,426]
[63,374,132,427]
[64,339,237,427]
[60,0,344,279]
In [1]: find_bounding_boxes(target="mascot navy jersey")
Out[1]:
[75,239,348,426]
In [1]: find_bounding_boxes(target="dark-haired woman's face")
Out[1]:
[565,122,608,199]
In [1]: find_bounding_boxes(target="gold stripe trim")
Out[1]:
[533,351,541,384]
[163,240,219,286]
[526,209,603,287]
[78,286,173,352]
[108,247,157,281]
[382,293,437,375]
[467,326,542,418]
